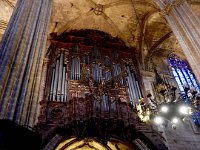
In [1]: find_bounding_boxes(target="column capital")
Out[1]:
[162,0,185,15]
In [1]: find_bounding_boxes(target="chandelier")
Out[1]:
[139,69,200,128]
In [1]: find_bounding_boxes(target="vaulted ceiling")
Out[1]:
[1,0,200,70]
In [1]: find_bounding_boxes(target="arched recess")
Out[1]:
[41,123,167,150]
[142,11,173,70]
[145,32,173,70]
[138,10,160,68]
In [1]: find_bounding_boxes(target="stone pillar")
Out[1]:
[155,0,200,83]
[35,58,50,124]
[0,0,52,127]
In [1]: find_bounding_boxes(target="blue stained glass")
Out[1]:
[182,69,194,87]
[187,70,200,93]
[169,54,200,126]
[192,112,200,126]
[169,54,200,95]
[176,68,187,85]
[172,68,184,92]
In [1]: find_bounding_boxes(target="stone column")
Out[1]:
[0,0,52,127]
[35,58,50,124]
[154,0,200,83]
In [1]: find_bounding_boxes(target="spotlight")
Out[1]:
[171,117,179,124]
[179,105,188,115]
[160,105,169,113]
[154,116,163,124]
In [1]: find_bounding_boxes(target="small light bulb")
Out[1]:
[160,105,169,113]
[179,105,188,115]
[172,117,179,124]
[154,116,163,124]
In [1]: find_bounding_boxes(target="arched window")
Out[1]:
[71,57,81,80]
[168,54,200,94]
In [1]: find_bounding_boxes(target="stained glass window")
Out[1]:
[168,53,200,94]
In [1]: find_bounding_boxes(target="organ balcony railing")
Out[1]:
[38,94,137,127]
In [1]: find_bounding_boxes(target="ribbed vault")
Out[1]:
[0,0,200,69]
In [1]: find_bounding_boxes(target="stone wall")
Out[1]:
[156,119,200,150]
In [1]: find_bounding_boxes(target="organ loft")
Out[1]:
[37,30,162,150]
[1,0,200,150]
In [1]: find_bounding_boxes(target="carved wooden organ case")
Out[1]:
[39,31,143,126]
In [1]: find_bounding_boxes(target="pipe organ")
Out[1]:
[40,30,144,126]
[36,31,168,150]
[49,51,67,102]
[45,45,142,107]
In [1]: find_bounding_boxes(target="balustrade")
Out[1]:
[38,95,137,126]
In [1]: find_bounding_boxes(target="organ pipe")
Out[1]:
[61,66,66,102]
[126,66,136,102]
[136,81,142,98]
[47,44,143,112]
[57,53,64,101]
[105,71,112,81]
[93,64,101,83]
[64,67,67,102]
[74,58,76,80]
[99,66,102,83]
[102,94,109,111]
[76,59,78,80]
[111,99,116,112]
[96,65,98,82]
[131,72,139,100]
[71,58,80,80]
[78,59,80,79]
[72,58,75,80]
[71,59,73,79]
[53,59,59,101]
[126,73,134,103]
[114,64,124,85]
[49,68,55,101]
[49,52,68,102]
